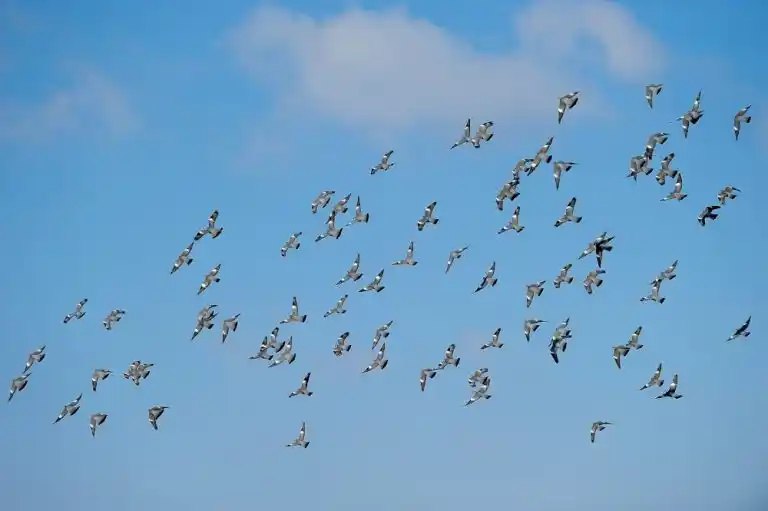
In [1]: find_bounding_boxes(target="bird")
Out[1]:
[310,190,335,214]
[323,295,348,318]
[450,119,472,150]
[333,332,352,356]
[590,421,612,443]
[557,92,580,124]
[627,155,653,181]
[289,372,313,398]
[197,263,222,295]
[445,245,469,274]
[525,281,545,308]
[315,210,344,242]
[644,132,669,160]
[583,269,606,295]
[554,197,582,227]
[645,84,663,108]
[496,180,521,211]
[661,173,688,201]
[717,185,741,205]
[371,150,395,175]
[269,336,297,367]
[332,193,353,215]
[640,280,666,304]
[123,360,154,386]
[524,318,546,342]
[697,205,721,226]
[552,161,577,190]
[640,363,664,391]
[526,137,554,175]
[286,421,310,448]
[656,374,683,400]
[480,328,503,350]
[474,262,498,293]
[337,253,364,286]
[612,345,630,369]
[170,242,195,274]
[655,153,678,185]
[23,346,46,373]
[359,269,386,293]
[465,377,492,406]
[370,321,394,351]
[436,344,461,370]
[733,105,752,141]
[345,197,371,227]
[102,309,126,330]
[467,368,490,388]
[148,405,170,430]
[626,326,645,351]
[594,235,615,269]
[280,297,308,324]
[221,313,240,343]
[194,210,224,241]
[53,393,83,424]
[419,368,438,392]
[549,321,572,364]
[89,413,108,437]
[470,121,494,148]
[652,260,678,283]
[416,201,439,231]
[281,232,302,257]
[63,298,88,324]
[579,232,609,260]
[91,368,112,392]
[726,316,752,342]
[191,304,218,341]
[249,339,275,362]
[677,109,704,139]
[553,264,575,289]
[362,343,389,373]
[392,241,418,266]
[8,373,31,402]
[498,206,525,234]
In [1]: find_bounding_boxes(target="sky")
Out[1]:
[1,0,767,509]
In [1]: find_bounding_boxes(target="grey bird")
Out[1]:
[417,201,440,231]
[392,241,419,266]
[286,421,310,448]
[148,405,170,430]
[450,119,472,150]
[191,304,218,341]
[697,205,721,226]
[524,318,546,342]
[371,150,395,175]
[102,309,126,331]
[269,336,297,367]
[549,319,573,364]
[89,413,108,437]
[526,137,555,175]
[656,374,683,400]
[626,326,645,351]
[289,372,314,397]
[644,132,669,160]
[53,393,83,424]
[467,368,490,388]
[612,345,630,369]
[197,263,221,295]
[677,108,704,139]
[726,316,751,342]
[311,190,335,214]
[63,298,88,324]
[653,260,678,284]
[553,161,577,190]
[332,193,353,215]
[557,92,580,124]
[579,232,609,260]
[717,185,741,205]
[280,297,307,324]
[24,345,46,373]
[594,235,615,269]
[640,363,664,390]
[627,155,653,181]
[170,242,195,274]
[590,421,612,443]
[249,338,275,362]
[362,342,389,373]
[481,328,503,350]
[583,269,605,295]
[465,377,492,406]
[640,280,666,304]
[436,343,461,370]
[554,197,582,227]
[359,269,385,293]
[645,84,663,108]
[470,121,494,148]
[525,281,545,308]
[281,232,302,257]
[655,153,678,185]
[733,105,752,141]
[194,209,224,241]
[315,210,344,242]
[661,173,688,201]
[513,158,534,177]
[498,206,525,234]
[324,295,348,318]
[333,331,352,356]
[221,313,240,343]
[474,261,498,293]
[123,360,154,386]
[8,373,31,402]
[496,180,521,211]
[445,245,469,274]
[91,368,112,392]
[371,321,394,351]
[337,253,364,286]
[345,197,371,227]
[553,263,575,289]
[420,368,438,392]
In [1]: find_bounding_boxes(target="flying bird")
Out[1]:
[553,161,577,190]
[53,393,83,424]
[280,297,307,324]
[498,206,525,234]
[474,262,498,293]
[102,309,126,330]
[557,92,580,124]
[467,368,490,388]
[269,336,297,367]
[417,201,440,231]
[697,205,721,226]
[91,368,112,392]
[480,328,503,350]
[337,253,364,286]
[194,210,224,241]
[733,105,752,141]
[445,245,469,274]
[23,346,46,373]
[310,190,335,214]
[333,332,352,356]
[8,374,31,402]
[652,260,678,283]
[197,264,222,295]
[345,197,371,227]
[89,413,108,437]
[419,368,438,392]
[655,153,678,185]
[359,269,385,293]
[170,242,195,274]
[286,421,310,448]
[626,326,645,351]
[465,377,492,406]
[221,313,240,343]
[590,421,612,443]
[717,186,741,205]
[525,281,545,308]
[371,321,394,351]
[640,280,666,304]
[332,193,353,215]
[612,345,630,369]
[644,132,669,160]
[583,269,605,295]
[450,119,472,150]
[524,318,546,342]
[289,372,314,398]
[324,295,348,318]
[392,241,419,266]
[436,343,461,370]
[726,317,751,342]
[553,264,575,289]
[470,121,494,148]
[496,181,521,211]
[371,150,396,175]
[656,374,683,400]
[191,304,218,341]
[526,137,554,175]
[627,155,653,181]
[63,298,88,324]
[315,210,344,242]
[281,232,302,257]
[661,173,688,201]
[645,84,663,108]
[362,343,389,373]
[554,197,582,227]
[148,405,170,430]
[640,363,664,391]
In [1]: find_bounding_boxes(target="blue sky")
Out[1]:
[1,0,767,509]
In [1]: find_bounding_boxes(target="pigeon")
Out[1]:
[63,298,88,324]
[579,232,608,260]
[590,421,612,443]
[655,153,678,185]
[498,206,525,234]
[627,155,653,181]
[677,109,704,139]
[553,264,575,289]
[148,405,170,430]
[474,262,498,293]
[170,242,195,274]
[640,363,664,390]
[644,132,669,160]
[337,253,364,286]
[445,245,469,274]
[626,326,644,351]
[656,374,683,400]
[91,369,112,392]
[645,84,663,108]
[726,316,751,342]
[583,269,605,295]
[652,260,678,284]
[289,372,313,398]
[553,161,577,190]
[524,318,546,342]
[697,205,721,226]
[315,211,344,242]
[197,263,222,295]
[8,374,31,402]
[23,346,46,373]
[392,241,418,266]
[359,269,385,293]
[526,137,554,175]
[557,92,580,124]
[221,313,240,343]
[269,336,297,367]
[191,304,218,341]
[371,321,394,351]
[612,345,630,369]
[194,210,224,241]
[717,186,741,205]
[281,232,302,257]
[480,328,503,350]
[525,281,545,308]
[345,197,371,227]
[513,158,534,177]
[554,197,582,227]
[332,193,352,215]
[549,320,572,364]
[333,332,352,356]
[594,235,615,269]
[280,297,307,324]
[362,343,389,373]
[450,119,472,150]
[417,201,440,231]
[53,393,83,424]
[661,173,688,201]
[467,368,490,388]
[286,421,310,448]
[371,150,395,175]
[323,295,348,318]
[496,181,521,211]
[436,343,461,370]
[89,413,108,437]
[640,280,666,304]
[733,105,752,141]
[465,377,492,406]
[102,309,126,330]
[470,121,494,148]
[419,368,438,392]
[249,338,275,362]
[311,190,335,214]
[123,360,154,386]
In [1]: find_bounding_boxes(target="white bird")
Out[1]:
[526,137,554,175]
[639,363,664,391]
[557,92,580,124]
[470,121,494,148]
[197,263,222,295]
[640,280,666,304]
[480,328,503,350]
[464,377,492,406]
[417,201,440,231]
[496,180,521,211]
[553,161,577,190]
[281,232,302,257]
[498,206,525,234]
[645,84,663,108]
[359,269,385,293]
[315,210,344,242]
[89,413,108,437]
[554,197,582,227]
[337,253,364,286]
[474,262,498,293]
[445,245,469,274]
[194,210,224,241]
[345,197,371,227]
[362,343,389,373]
[333,332,352,356]
[310,190,335,214]
[656,374,683,400]
[392,241,418,266]
[370,321,394,351]
[450,119,472,150]
[323,295,348,318]
[652,260,678,284]
[726,316,751,342]
[170,242,195,274]
[436,343,461,370]
[63,298,88,324]
[280,297,307,324]
[221,313,240,343]
[733,105,752,141]
[467,368,490,388]
[371,150,396,175]
[286,421,310,448]
[289,372,314,398]
[102,309,126,330]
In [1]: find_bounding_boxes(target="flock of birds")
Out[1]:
[9,85,755,446]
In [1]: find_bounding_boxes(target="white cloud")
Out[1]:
[226,0,665,134]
